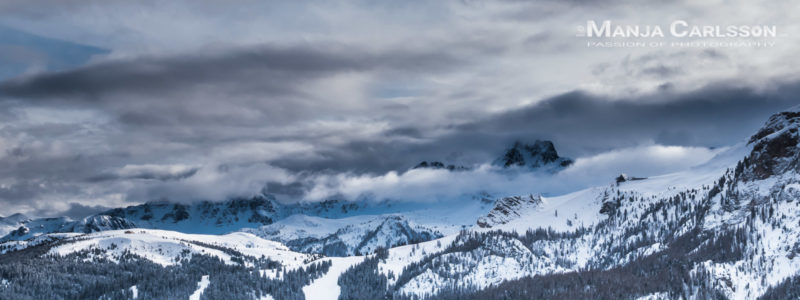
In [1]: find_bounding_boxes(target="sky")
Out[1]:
[0,0,799,218]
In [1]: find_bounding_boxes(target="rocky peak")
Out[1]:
[477,194,544,228]
[72,215,137,233]
[615,173,647,185]
[739,107,800,181]
[412,161,468,171]
[495,140,573,169]
[748,107,800,145]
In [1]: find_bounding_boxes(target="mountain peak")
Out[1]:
[495,140,573,169]
[0,213,28,224]
[412,161,468,171]
[739,108,800,181]
[748,109,800,145]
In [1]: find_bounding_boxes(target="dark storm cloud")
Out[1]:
[0,40,468,215]
[272,81,800,174]
[272,139,426,174]
[87,165,200,182]
[264,181,307,198]
[0,42,465,136]
[0,0,796,217]
[0,44,459,100]
[454,82,800,153]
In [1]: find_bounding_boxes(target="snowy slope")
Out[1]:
[477,194,546,228]
[0,194,488,247]
[367,108,800,298]
[188,275,210,300]
[486,142,749,233]
[0,213,28,237]
[249,214,444,256]
[46,229,309,268]
[302,256,364,300]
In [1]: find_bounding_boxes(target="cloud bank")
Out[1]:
[0,0,798,217]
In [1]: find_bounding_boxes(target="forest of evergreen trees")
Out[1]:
[332,220,754,299]
[0,240,330,299]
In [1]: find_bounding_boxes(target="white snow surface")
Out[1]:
[129,285,138,299]
[188,275,210,300]
[635,292,669,300]
[302,256,364,300]
[47,229,308,267]
[489,143,749,234]
[379,142,761,297]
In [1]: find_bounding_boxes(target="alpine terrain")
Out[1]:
[3,108,800,299]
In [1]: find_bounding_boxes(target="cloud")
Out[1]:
[559,145,722,180]
[453,83,800,156]
[0,43,457,99]
[56,202,112,219]
[89,164,200,182]
[297,144,723,202]
[269,81,800,176]
[119,163,296,204]
[0,75,797,218]
[0,0,799,218]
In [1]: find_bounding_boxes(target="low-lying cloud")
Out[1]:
[296,144,724,203]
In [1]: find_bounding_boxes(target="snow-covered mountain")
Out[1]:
[0,213,28,237]
[5,108,800,299]
[365,106,800,299]
[0,197,281,241]
[0,195,480,256]
[1,215,136,241]
[0,196,382,239]
[249,214,442,256]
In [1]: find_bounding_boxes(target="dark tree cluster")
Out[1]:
[0,240,331,300]
[338,248,390,300]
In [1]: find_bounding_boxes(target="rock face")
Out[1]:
[71,215,138,233]
[477,194,544,228]
[495,141,573,170]
[413,161,468,171]
[741,109,800,181]
[101,195,279,227]
[412,140,571,172]
[615,173,647,185]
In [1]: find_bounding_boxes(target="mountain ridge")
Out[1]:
[5,107,800,299]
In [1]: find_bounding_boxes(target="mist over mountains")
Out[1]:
[3,107,800,299]
[2,0,800,299]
